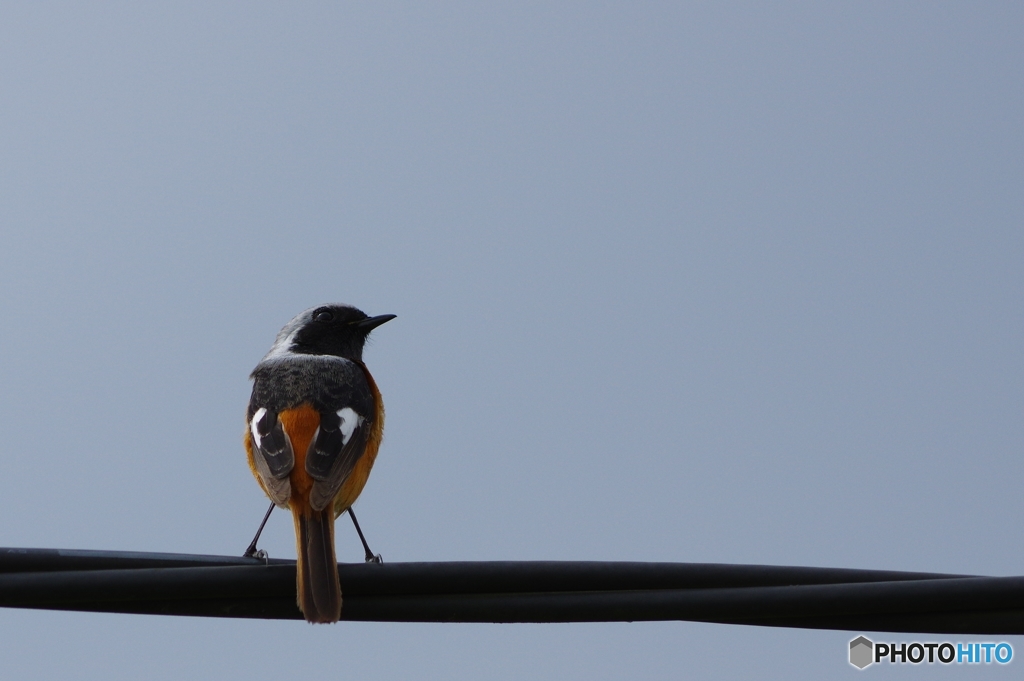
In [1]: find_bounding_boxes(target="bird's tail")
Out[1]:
[293,507,341,623]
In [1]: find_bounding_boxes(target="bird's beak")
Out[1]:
[354,314,397,331]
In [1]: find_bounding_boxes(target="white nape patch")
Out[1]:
[261,326,303,361]
[259,307,315,361]
[337,407,364,445]
[250,408,267,449]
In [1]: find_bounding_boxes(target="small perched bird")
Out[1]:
[244,304,395,623]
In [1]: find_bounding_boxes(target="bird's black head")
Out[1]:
[289,304,396,362]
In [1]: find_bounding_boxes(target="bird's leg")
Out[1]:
[348,508,382,563]
[243,501,275,560]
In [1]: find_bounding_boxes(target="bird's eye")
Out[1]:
[313,308,334,322]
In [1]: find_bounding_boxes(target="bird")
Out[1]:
[243,304,395,623]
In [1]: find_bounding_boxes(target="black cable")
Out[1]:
[0,547,1020,633]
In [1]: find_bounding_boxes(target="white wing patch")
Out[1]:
[338,407,364,445]
[250,407,267,449]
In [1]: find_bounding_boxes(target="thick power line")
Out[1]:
[1,548,1021,633]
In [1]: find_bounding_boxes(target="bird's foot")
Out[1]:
[244,546,270,563]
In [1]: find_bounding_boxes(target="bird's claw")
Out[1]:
[244,547,270,563]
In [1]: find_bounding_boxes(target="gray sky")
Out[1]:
[1,2,1022,678]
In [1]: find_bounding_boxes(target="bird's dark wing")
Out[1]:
[307,407,370,512]
[248,407,294,505]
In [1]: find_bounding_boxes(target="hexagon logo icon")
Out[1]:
[850,636,874,669]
